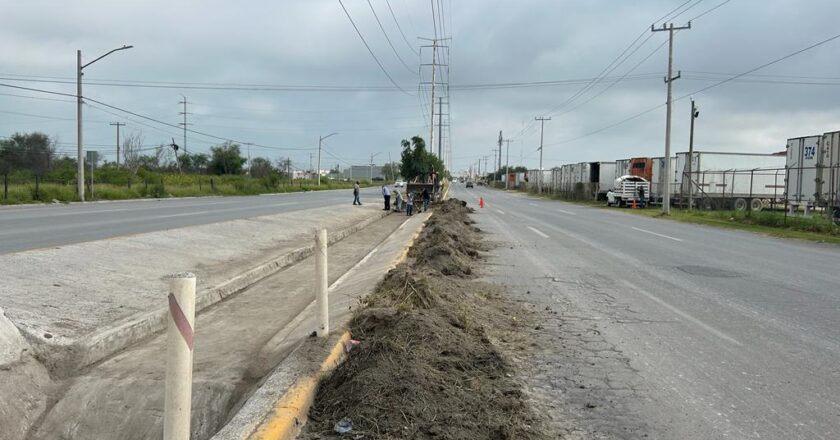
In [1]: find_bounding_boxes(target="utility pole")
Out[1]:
[438,97,444,159]
[535,116,551,193]
[482,155,489,181]
[652,21,691,214]
[245,143,252,176]
[505,139,512,190]
[178,95,189,155]
[491,148,498,184]
[420,37,450,159]
[317,132,338,187]
[687,98,699,209]
[76,45,133,202]
[497,131,503,178]
[109,122,125,166]
[370,152,381,182]
[309,152,315,179]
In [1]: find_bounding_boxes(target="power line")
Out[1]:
[337,0,412,95]
[547,30,840,147]
[384,0,420,56]
[366,0,418,75]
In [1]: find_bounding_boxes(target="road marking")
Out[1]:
[631,226,683,242]
[527,226,549,238]
[556,209,577,216]
[496,209,506,215]
[620,280,742,346]
[155,211,210,219]
[529,202,539,207]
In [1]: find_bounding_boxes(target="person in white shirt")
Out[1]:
[381,185,391,211]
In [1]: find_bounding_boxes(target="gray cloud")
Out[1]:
[2,0,840,172]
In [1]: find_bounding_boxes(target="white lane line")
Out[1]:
[556,209,577,216]
[529,202,539,207]
[527,226,550,238]
[631,226,683,242]
[155,211,210,219]
[496,209,506,215]
[620,280,742,346]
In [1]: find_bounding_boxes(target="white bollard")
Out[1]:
[315,229,329,337]
[164,272,197,440]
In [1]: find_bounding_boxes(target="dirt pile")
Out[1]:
[301,198,547,440]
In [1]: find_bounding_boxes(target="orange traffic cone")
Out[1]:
[632,198,637,209]
[479,197,485,208]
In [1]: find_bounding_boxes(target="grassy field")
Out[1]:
[521,189,840,244]
[0,177,374,205]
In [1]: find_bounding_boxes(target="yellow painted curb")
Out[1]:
[247,213,432,440]
[251,332,350,440]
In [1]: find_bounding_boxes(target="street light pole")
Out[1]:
[77,45,133,201]
[370,152,381,182]
[318,132,338,187]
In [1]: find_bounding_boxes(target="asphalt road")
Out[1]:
[453,184,840,439]
[0,187,383,254]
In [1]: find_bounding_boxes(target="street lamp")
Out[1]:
[370,152,382,182]
[77,45,133,201]
[317,132,338,186]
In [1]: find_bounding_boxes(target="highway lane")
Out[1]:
[0,187,383,254]
[454,185,840,439]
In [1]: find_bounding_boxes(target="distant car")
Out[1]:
[465,181,474,188]
[394,180,405,187]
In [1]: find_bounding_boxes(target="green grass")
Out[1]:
[509,187,840,244]
[0,179,374,205]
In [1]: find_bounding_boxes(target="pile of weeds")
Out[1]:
[301,198,547,440]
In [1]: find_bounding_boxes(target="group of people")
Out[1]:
[351,181,430,216]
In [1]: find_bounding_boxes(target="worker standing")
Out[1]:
[382,185,391,211]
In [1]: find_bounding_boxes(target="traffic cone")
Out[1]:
[479,197,485,208]
[632,198,637,209]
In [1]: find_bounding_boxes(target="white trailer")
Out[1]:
[650,156,679,203]
[677,151,787,210]
[615,159,631,181]
[785,136,822,210]
[820,131,840,216]
[589,161,616,200]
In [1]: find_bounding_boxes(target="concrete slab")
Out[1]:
[28,213,426,440]
[0,204,387,375]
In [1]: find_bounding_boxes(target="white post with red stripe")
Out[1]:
[164,272,196,440]
[316,229,329,337]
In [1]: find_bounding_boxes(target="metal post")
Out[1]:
[438,97,443,159]
[429,39,437,157]
[315,229,329,337]
[505,139,511,190]
[652,21,690,214]
[317,136,323,187]
[164,272,196,440]
[77,50,84,202]
[748,169,755,217]
[110,122,125,167]
[89,158,94,200]
[688,99,697,209]
[535,117,551,193]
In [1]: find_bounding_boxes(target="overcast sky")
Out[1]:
[3,0,840,174]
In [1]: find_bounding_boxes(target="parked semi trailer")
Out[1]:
[677,151,786,210]
[786,132,840,216]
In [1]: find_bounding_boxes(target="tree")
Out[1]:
[0,132,55,176]
[249,157,274,178]
[209,142,246,175]
[399,136,444,183]
[122,131,145,174]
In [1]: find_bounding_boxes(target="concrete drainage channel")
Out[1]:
[15,210,430,440]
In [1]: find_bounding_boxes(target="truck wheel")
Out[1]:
[734,198,747,211]
[702,198,714,211]
[750,199,763,212]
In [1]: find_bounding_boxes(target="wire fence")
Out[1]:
[520,165,840,216]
